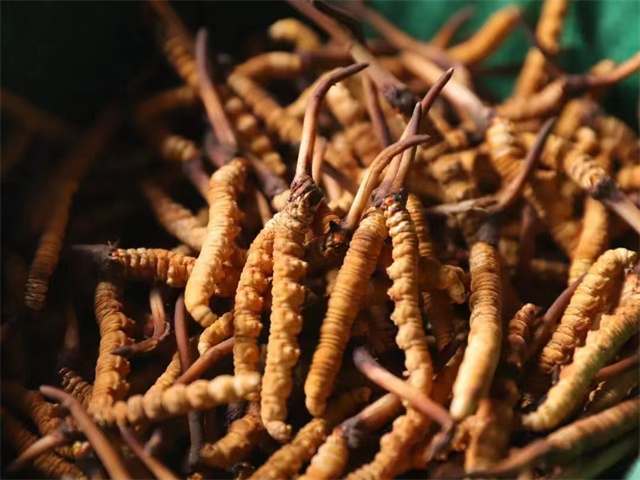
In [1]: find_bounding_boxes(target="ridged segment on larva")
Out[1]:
[88,281,135,423]
[60,368,93,409]
[233,216,278,380]
[162,33,199,88]
[199,405,263,468]
[234,52,303,81]
[547,398,639,456]
[523,277,640,431]
[464,303,539,471]
[110,248,196,287]
[268,18,322,51]
[142,182,206,251]
[450,242,503,420]
[585,368,640,414]
[562,145,612,196]
[103,373,261,426]
[262,186,321,442]
[185,158,247,328]
[568,198,609,285]
[1,411,87,479]
[343,122,381,167]
[538,248,637,374]
[299,429,349,480]
[251,388,370,480]
[305,209,388,417]
[383,198,433,394]
[198,312,234,356]
[148,352,182,396]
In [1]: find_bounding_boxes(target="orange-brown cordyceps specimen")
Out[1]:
[537,248,637,376]
[261,63,368,442]
[523,273,640,430]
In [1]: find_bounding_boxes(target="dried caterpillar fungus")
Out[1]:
[185,157,247,328]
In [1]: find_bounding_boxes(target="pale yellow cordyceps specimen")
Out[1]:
[513,0,568,97]
[250,388,370,480]
[450,238,503,420]
[59,368,93,410]
[523,274,640,431]
[88,281,135,423]
[299,429,349,480]
[199,403,264,469]
[233,217,278,380]
[1,409,87,480]
[197,312,234,356]
[99,373,260,426]
[268,18,322,51]
[464,303,539,471]
[468,398,640,477]
[109,248,196,287]
[147,351,182,396]
[305,208,388,417]
[24,108,117,310]
[617,164,640,192]
[185,157,248,328]
[141,181,206,251]
[568,197,609,285]
[538,248,637,375]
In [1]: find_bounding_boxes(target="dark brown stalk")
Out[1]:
[119,426,180,480]
[294,62,368,184]
[353,347,454,430]
[174,337,235,385]
[389,103,423,194]
[339,393,403,448]
[527,273,586,359]
[195,28,238,150]
[362,74,391,148]
[491,117,556,213]
[593,352,640,383]
[39,386,132,480]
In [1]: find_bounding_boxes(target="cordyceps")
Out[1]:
[261,63,368,442]
[523,273,640,431]
[24,107,118,311]
[537,248,638,376]
[304,127,433,417]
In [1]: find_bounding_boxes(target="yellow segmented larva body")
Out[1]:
[60,368,93,410]
[234,52,304,81]
[185,158,247,328]
[233,215,278,380]
[428,151,478,204]
[305,208,388,417]
[1,411,87,480]
[538,248,637,375]
[299,429,349,480]
[450,241,503,420]
[446,6,520,64]
[585,367,640,415]
[499,79,567,121]
[562,142,615,197]
[157,129,200,163]
[197,312,234,356]
[596,115,639,165]
[135,85,199,124]
[88,281,135,423]
[199,404,264,469]
[101,373,261,426]
[383,196,434,393]
[268,18,322,51]
[142,181,206,251]
[148,351,182,396]
[464,303,539,471]
[568,197,609,285]
[547,398,639,456]
[343,122,381,167]
[162,33,199,88]
[262,183,323,442]
[223,94,287,177]
[514,0,568,96]
[24,110,116,310]
[110,248,196,287]
[250,388,370,480]
[227,73,303,144]
[616,165,640,192]
[523,277,640,431]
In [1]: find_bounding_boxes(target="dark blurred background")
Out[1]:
[1,0,639,128]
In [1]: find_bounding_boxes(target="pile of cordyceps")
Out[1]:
[2,0,640,478]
